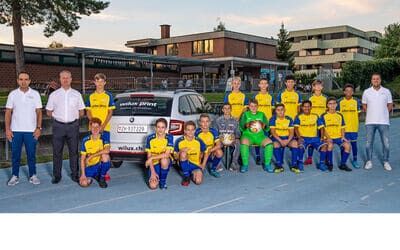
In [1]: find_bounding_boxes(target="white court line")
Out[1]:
[57,187,169,213]
[274,183,289,189]
[374,188,384,193]
[296,178,305,182]
[191,197,244,213]
[387,182,395,186]
[0,172,140,201]
[312,173,322,177]
[360,195,370,201]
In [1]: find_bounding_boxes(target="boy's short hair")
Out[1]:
[199,113,210,120]
[249,99,258,105]
[17,71,30,79]
[90,117,102,126]
[327,97,337,104]
[275,103,285,109]
[343,83,354,91]
[301,100,312,107]
[312,80,323,86]
[259,78,269,83]
[155,118,168,127]
[285,75,295,81]
[94,73,107,81]
[184,120,196,129]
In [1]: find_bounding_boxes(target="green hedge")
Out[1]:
[341,58,400,90]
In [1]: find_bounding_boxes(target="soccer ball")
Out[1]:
[250,121,262,133]
[221,133,235,146]
[79,178,90,187]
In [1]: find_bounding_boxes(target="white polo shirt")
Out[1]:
[46,87,85,123]
[362,86,393,125]
[6,87,42,132]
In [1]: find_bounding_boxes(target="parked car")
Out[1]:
[109,89,215,167]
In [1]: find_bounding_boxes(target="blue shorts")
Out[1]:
[271,136,295,143]
[345,132,358,142]
[332,138,346,147]
[102,131,110,142]
[181,161,202,176]
[300,137,324,151]
[85,163,101,178]
[147,162,172,181]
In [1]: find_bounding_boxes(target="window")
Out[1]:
[246,42,256,58]
[347,48,358,53]
[311,50,321,56]
[187,95,204,114]
[299,50,307,57]
[166,43,178,56]
[325,48,334,55]
[192,39,213,55]
[179,96,192,115]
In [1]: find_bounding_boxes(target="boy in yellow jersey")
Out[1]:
[306,80,327,165]
[321,98,352,172]
[253,78,274,165]
[145,118,174,190]
[175,121,208,186]
[294,100,328,172]
[337,84,362,169]
[269,104,299,173]
[86,73,115,181]
[195,114,223,178]
[79,118,111,188]
[276,75,302,120]
[224,77,249,120]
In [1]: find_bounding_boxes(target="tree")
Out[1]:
[0,0,109,76]
[214,18,226,31]
[374,23,400,59]
[49,41,64,49]
[276,22,294,70]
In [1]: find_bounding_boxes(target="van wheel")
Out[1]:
[111,160,123,168]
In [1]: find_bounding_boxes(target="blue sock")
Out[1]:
[320,151,327,165]
[298,147,305,165]
[273,148,282,166]
[100,161,111,177]
[211,156,222,171]
[159,166,170,186]
[307,146,314,158]
[180,160,190,177]
[341,151,350,165]
[255,146,260,158]
[291,148,298,167]
[351,141,358,161]
[326,151,333,165]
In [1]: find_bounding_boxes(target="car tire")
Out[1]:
[111,160,123,168]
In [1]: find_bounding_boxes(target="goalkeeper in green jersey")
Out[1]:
[239,99,274,173]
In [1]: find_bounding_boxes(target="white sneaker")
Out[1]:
[7,175,19,186]
[383,162,392,171]
[364,161,373,170]
[29,175,41,185]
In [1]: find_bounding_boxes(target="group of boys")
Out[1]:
[146,75,362,189]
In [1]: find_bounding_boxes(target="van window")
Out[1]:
[187,95,204,114]
[114,96,172,116]
[178,96,192,115]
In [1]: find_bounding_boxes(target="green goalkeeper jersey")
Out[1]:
[239,111,269,135]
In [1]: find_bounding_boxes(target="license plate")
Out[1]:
[117,124,148,133]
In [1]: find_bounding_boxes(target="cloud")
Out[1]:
[224,14,292,26]
[85,12,129,22]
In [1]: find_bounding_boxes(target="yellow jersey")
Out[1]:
[254,92,274,120]
[174,136,206,165]
[294,113,323,138]
[80,134,110,167]
[276,90,302,119]
[224,91,249,120]
[321,112,345,139]
[309,94,327,117]
[145,133,174,164]
[86,91,115,131]
[269,115,293,137]
[195,128,220,153]
[337,97,361,133]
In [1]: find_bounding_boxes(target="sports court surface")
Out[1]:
[1,118,399,213]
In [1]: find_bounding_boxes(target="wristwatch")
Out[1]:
[36,127,42,130]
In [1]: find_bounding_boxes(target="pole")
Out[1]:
[202,65,206,93]
[82,53,86,94]
[150,62,154,91]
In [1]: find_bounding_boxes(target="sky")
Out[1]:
[0,0,399,51]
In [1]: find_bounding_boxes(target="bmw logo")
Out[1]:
[129,117,135,123]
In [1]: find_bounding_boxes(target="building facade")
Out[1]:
[288,25,382,75]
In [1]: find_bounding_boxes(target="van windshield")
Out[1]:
[114,96,173,116]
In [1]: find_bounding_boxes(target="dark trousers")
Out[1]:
[52,120,79,179]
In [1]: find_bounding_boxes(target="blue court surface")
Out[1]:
[1,118,399,213]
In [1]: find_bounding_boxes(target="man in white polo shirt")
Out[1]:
[46,70,85,184]
[5,71,43,186]
[362,73,393,171]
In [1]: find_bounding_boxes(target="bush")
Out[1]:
[341,58,400,90]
